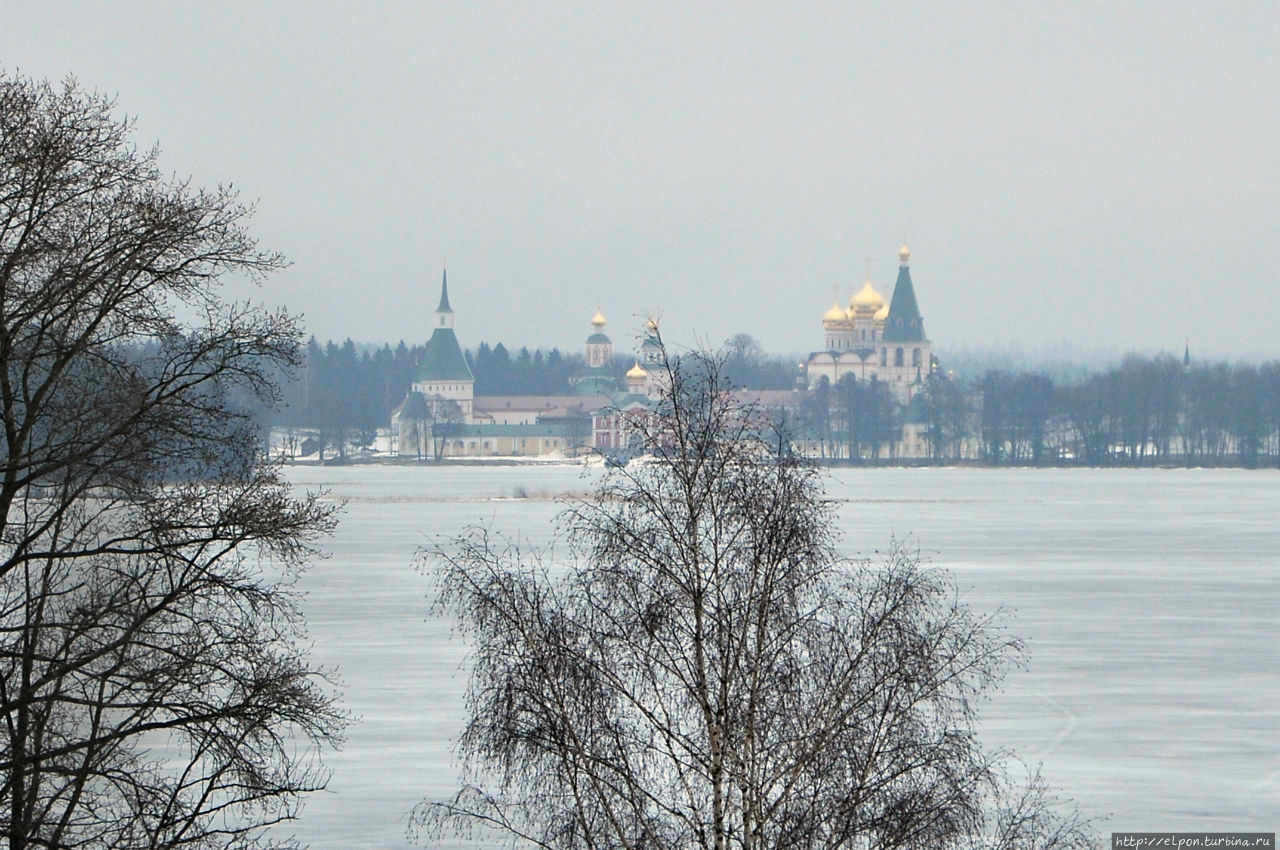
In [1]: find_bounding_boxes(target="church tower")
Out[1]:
[640,316,664,365]
[878,244,932,393]
[393,268,475,456]
[848,272,887,351]
[572,309,621,395]
[626,362,648,395]
[410,268,474,419]
[626,317,667,398]
[586,309,612,368]
[882,245,926,343]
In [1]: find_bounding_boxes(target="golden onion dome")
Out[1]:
[626,362,647,381]
[899,243,910,265]
[823,301,848,323]
[850,279,886,314]
[591,309,607,329]
[645,316,659,333]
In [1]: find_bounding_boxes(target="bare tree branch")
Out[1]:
[416,341,1093,849]
[0,72,344,850]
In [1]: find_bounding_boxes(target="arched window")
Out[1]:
[880,348,887,367]
[894,348,904,367]
[912,348,921,367]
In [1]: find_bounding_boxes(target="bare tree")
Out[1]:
[417,343,1091,849]
[397,391,433,460]
[0,73,343,848]
[428,396,465,461]
[921,371,973,464]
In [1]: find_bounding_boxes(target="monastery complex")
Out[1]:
[390,245,943,460]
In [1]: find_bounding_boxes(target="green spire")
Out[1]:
[882,245,928,343]
[436,268,453,314]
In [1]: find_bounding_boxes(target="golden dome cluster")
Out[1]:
[819,243,916,328]
[822,275,887,327]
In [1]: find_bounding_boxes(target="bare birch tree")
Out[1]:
[419,344,1092,849]
[0,73,343,849]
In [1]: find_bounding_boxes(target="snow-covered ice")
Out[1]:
[278,464,1278,847]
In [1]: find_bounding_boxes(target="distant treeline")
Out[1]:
[880,354,1280,467]
[469,342,615,395]
[275,340,1280,467]
[277,339,598,441]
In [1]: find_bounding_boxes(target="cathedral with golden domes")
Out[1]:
[806,244,933,400]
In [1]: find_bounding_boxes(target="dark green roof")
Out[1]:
[587,332,611,344]
[572,372,620,395]
[417,327,474,382]
[595,393,659,414]
[881,264,928,343]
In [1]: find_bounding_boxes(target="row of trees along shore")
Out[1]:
[929,355,1280,467]
[801,357,1280,467]
[285,336,1280,467]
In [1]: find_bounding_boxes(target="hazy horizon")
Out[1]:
[7,3,1278,359]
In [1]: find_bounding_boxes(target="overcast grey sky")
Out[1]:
[7,2,1279,359]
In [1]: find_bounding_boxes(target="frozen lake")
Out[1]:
[277,464,1278,847]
